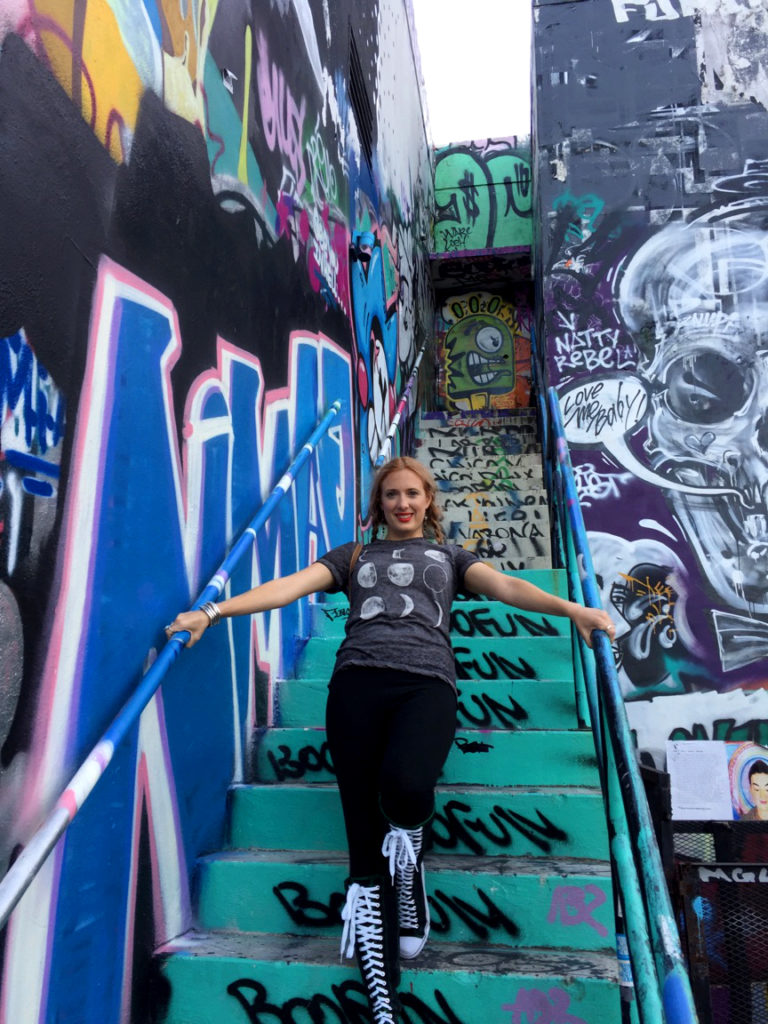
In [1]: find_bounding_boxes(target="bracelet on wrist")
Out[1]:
[200,601,222,626]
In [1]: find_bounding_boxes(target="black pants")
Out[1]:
[325,666,457,877]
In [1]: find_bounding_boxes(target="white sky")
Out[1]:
[410,0,532,146]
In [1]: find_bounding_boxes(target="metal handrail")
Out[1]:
[546,387,698,1024]
[0,400,343,931]
[374,341,427,468]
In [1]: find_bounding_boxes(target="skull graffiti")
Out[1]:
[618,164,768,613]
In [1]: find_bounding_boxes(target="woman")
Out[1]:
[166,455,614,1024]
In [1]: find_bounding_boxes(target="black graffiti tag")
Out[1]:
[456,690,528,729]
[267,741,335,781]
[453,647,537,680]
[432,799,568,856]
[429,887,520,941]
[451,606,559,639]
[227,978,468,1023]
[273,882,344,927]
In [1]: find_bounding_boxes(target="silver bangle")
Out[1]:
[200,601,222,626]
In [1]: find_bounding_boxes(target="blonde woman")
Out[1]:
[166,456,613,1023]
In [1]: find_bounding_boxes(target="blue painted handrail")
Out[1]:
[374,341,427,468]
[0,400,343,931]
[546,387,699,1024]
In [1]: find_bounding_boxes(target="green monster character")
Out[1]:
[445,313,516,403]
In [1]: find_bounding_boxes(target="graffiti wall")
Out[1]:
[434,137,533,254]
[533,0,768,763]
[435,290,532,411]
[0,2,431,1021]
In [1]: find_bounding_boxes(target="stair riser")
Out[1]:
[277,678,578,730]
[444,520,551,562]
[228,787,610,860]
[296,636,575,682]
[254,729,598,787]
[197,861,614,950]
[160,953,620,1024]
[435,469,543,491]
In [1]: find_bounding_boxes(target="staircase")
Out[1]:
[157,409,621,1024]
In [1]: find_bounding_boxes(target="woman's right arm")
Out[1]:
[166,561,335,647]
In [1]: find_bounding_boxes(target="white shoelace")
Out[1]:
[381,827,422,929]
[339,884,397,1023]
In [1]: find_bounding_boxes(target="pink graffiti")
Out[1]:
[256,31,307,196]
[547,884,608,937]
[502,987,588,1024]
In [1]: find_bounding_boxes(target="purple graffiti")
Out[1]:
[502,987,588,1024]
[256,31,307,196]
[547,884,608,938]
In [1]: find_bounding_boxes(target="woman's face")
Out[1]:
[750,772,768,819]
[378,468,430,540]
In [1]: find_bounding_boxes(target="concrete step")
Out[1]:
[276,677,579,729]
[158,930,621,1024]
[417,436,541,457]
[228,783,610,859]
[196,850,614,951]
[294,635,575,682]
[253,727,598,787]
[421,409,538,427]
[435,464,543,491]
[416,429,540,447]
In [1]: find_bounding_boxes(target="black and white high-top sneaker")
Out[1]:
[340,881,401,1023]
[381,824,430,959]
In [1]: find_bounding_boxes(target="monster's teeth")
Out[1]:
[745,514,768,539]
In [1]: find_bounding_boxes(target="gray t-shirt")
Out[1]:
[317,538,480,687]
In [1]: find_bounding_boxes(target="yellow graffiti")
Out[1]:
[618,572,676,625]
[28,0,222,161]
[34,0,143,161]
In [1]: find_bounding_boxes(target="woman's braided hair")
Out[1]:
[369,456,445,544]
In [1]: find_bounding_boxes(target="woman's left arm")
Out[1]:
[463,561,614,649]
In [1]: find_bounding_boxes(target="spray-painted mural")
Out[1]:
[434,138,533,254]
[0,2,431,1021]
[435,290,532,411]
[534,0,768,764]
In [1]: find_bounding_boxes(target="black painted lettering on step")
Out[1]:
[227,977,469,1024]
[454,647,537,680]
[432,799,568,856]
[267,740,335,781]
[450,606,557,638]
[456,690,528,728]
[429,888,520,941]
[272,881,344,927]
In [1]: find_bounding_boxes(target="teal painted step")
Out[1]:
[228,784,610,859]
[158,931,620,1024]
[254,727,598,787]
[196,850,614,951]
[310,598,569,639]
[277,677,579,730]
[294,636,575,681]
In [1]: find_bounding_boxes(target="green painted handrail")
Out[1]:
[547,386,699,1024]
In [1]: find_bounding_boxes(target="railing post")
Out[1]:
[547,386,699,1024]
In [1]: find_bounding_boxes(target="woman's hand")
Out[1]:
[570,605,615,649]
[165,610,210,648]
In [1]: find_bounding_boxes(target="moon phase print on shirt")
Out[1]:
[352,545,450,623]
[423,561,449,627]
[387,563,414,586]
